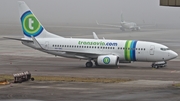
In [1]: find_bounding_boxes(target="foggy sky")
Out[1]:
[0,0,180,25]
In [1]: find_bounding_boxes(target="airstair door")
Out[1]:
[45,41,49,50]
[150,45,155,55]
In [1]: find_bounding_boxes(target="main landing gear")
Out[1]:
[86,61,93,67]
[85,60,99,67]
[151,61,167,69]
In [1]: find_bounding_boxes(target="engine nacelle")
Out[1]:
[97,55,119,65]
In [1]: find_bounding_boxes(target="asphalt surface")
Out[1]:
[0,24,180,101]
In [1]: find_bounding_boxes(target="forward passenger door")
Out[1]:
[150,45,155,55]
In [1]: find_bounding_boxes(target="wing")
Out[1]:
[50,49,105,59]
[96,21,121,28]
[138,24,156,28]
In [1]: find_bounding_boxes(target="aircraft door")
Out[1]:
[150,45,155,55]
[45,41,49,50]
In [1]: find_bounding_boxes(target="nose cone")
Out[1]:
[169,51,178,60]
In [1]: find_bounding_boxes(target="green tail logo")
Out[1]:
[21,11,43,37]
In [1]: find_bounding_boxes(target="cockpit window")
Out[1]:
[160,48,169,51]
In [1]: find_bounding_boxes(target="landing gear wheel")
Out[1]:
[31,78,34,81]
[154,65,159,69]
[151,64,154,68]
[86,62,93,67]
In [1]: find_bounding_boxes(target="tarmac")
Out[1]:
[0,23,180,101]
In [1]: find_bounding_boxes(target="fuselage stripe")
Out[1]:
[130,40,134,60]
[124,40,137,61]
[132,41,137,61]
[125,41,129,60]
[127,40,132,61]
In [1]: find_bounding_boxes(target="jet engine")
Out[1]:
[97,55,119,65]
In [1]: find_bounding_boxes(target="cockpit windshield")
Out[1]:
[160,48,169,51]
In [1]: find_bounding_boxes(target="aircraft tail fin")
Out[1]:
[121,13,124,22]
[18,1,62,38]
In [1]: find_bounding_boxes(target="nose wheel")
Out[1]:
[86,61,93,67]
[151,63,166,69]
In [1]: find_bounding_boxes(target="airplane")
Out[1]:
[4,1,178,69]
[96,13,141,31]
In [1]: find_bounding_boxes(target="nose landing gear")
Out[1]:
[151,61,167,69]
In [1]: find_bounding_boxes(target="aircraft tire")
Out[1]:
[154,65,159,69]
[151,64,154,68]
[86,62,93,67]
[31,78,35,81]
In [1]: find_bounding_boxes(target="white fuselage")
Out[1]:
[16,1,178,68]
[22,38,177,62]
[120,22,140,30]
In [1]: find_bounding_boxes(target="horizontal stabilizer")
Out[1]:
[3,37,33,42]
